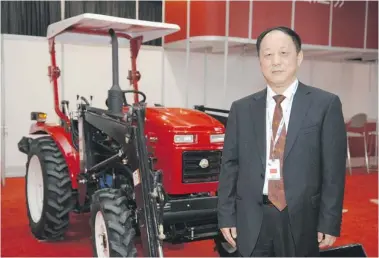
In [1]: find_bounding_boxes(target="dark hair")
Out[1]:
[256,26,302,55]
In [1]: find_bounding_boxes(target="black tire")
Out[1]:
[90,188,137,257]
[25,136,72,240]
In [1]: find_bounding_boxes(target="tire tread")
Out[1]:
[26,136,72,240]
[91,188,137,257]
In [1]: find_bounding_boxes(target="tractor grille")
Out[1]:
[182,151,222,183]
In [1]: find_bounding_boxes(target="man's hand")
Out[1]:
[318,232,336,248]
[221,227,237,247]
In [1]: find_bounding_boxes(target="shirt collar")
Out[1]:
[267,78,299,101]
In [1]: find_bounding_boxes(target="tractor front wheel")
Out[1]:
[90,188,137,257]
[25,136,72,240]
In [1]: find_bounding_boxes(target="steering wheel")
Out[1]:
[80,96,90,105]
[105,90,147,108]
[122,90,146,103]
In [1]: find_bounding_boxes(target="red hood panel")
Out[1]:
[145,107,224,131]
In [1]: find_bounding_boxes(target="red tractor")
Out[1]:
[17,13,233,257]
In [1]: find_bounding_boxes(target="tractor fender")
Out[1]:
[28,122,80,189]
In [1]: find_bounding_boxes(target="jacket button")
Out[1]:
[261,173,264,179]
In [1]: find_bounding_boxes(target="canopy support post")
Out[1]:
[185,0,191,108]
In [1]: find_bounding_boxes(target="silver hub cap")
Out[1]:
[95,211,110,257]
[27,155,44,223]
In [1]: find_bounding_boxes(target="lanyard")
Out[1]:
[267,83,298,155]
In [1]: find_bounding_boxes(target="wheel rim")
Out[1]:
[27,155,44,223]
[95,211,110,257]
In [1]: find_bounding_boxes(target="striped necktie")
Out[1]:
[268,94,287,211]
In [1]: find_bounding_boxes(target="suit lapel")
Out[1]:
[284,83,312,161]
[250,89,267,169]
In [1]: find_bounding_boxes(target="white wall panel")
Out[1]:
[204,53,225,109]
[297,59,312,85]
[136,47,163,106]
[348,63,371,119]
[1,34,377,177]
[369,62,378,120]
[2,35,62,176]
[0,35,4,184]
[62,44,131,109]
[311,61,352,117]
[226,54,252,108]
[187,51,206,108]
[163,50,187,107]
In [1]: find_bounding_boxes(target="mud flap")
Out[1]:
[18,137,32,154]
[18,134,47,154]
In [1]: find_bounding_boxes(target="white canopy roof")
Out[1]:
[46,13,180,46]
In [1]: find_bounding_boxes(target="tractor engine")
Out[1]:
[142,106,225,242]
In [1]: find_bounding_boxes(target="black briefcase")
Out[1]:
[320,244,367,257]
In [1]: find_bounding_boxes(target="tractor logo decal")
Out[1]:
[199,159,209,169]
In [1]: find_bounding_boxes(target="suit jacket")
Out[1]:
[217,82,347,256]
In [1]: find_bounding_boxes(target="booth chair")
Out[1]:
[346,113,377,174]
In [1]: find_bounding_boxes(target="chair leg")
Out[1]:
[347,137,352,175]
[368,133,377,170]
[363,134,370,173]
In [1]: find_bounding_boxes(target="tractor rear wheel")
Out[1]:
[25,136,72,240]
[90,188,137,257]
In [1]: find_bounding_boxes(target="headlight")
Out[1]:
[174,134,194,143]
[210,134,224,143]
[31,112,47,123]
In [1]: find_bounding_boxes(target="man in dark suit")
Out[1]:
[217,26,347,257]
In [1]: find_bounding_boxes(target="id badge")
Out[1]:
[268,159,281,180]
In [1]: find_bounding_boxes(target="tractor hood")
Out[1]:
[145,107,224,132]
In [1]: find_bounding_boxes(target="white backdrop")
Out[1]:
[0,34,378,177]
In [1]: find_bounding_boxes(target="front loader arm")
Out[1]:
[132,104,164,257]
[81,102,165,257]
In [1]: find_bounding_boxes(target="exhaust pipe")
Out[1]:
[107,29,124,116]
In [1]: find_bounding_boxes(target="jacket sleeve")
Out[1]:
[217,101,239,228]
[317,95,347,237]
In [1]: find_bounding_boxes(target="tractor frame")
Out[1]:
[17,13,231,257]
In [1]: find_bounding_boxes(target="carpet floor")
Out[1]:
[1,169,378,257]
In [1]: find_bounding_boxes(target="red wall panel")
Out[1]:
[251,1,292,39]
[190,1,226,37]
[164,0,374,52]
[331,1,366,48]
[294,1,330,46]
[229,0,250,38]
[164,1,187,44]
[366,1,378,49]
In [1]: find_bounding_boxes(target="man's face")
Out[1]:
[258,30,303,88]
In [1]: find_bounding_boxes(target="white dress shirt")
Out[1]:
[262,79,299,195]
